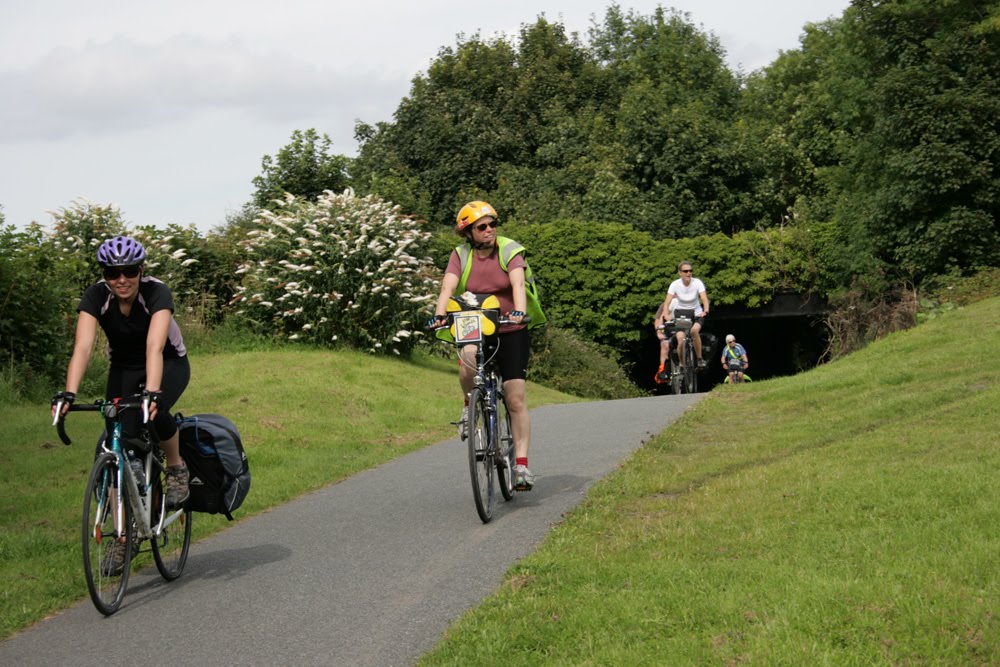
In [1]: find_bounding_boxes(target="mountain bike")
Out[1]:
[432,294,526,523]
[659,311,699,394]
[53,394,192,615]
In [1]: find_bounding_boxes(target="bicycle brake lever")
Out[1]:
[142,397,151,424]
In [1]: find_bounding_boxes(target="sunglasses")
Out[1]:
[680,269,693,273]
[474,220,499,232]
[103,266,141,280]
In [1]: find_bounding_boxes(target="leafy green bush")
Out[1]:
[508,219,825,364]
[177,311,283,355]
[132,222,236,322]
[0,225,76,395]
[529,327,643,400]
[920,267,1000,310]
[228,190,439,355]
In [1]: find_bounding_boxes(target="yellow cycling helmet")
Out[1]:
[455,201,498,234]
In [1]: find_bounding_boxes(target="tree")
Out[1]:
[846,0,1000,279]
[251,129,352,208]
[352,8,766,238]
[741,2,1000,284]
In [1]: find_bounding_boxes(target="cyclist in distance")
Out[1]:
[655,260,710,370]
[51,236,191,515]
[721,334,749,383]
[430,202,540,491]
[652,300,675,384]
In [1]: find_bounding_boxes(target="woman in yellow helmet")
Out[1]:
[431,201,535,491]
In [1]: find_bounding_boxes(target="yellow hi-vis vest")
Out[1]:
[436,237,547,342]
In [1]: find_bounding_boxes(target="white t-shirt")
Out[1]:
[667,277,707,315]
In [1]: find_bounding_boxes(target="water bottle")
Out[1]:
[128,452,146,495]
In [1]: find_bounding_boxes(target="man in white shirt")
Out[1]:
[654,261,710,369]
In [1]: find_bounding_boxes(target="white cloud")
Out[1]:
[1,34,407,143]
[0,0,851,229]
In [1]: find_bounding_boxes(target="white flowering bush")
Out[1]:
[131,223,234,317]
[229,189,438,355]
[46,198,129,291]
[44,201,232,315]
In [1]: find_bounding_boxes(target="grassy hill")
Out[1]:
[419,296,1000,665]
[3,297,998,663]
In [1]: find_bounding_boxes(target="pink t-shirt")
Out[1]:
[446,247,527,332]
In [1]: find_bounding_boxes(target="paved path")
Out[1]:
[1,394,703,666]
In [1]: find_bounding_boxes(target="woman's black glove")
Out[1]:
[51,391,76,407]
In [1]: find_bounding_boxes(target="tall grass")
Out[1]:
[0,347,578,639]
[419,297,1000,665]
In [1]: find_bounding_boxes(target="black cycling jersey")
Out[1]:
[77,277,187,369]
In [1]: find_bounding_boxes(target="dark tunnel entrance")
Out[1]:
[635,292,829,394]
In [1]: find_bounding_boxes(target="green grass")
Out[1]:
[0,347,579,640]
[4,298,999,663]
[419,296,1000,666]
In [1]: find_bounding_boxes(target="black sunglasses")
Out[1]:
[680,268,693,273]
[103,265,142,280]
[474,220,499,232]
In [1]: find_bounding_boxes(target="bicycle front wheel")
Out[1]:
[467,389,495,523]
[496,392,515,502]
[82,453,133,615]
[151,465,192,581]
[684,347,698,394]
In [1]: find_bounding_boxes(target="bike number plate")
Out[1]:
[454,313,484,343]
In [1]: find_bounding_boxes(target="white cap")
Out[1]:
[726,334,735,342]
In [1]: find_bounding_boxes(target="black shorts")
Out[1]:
[464,327,531,381]
[105,356,191,441]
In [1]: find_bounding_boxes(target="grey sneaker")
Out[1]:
[165,464,190,509]
[697,358,707,369]
[101,539,125,577]
[513,465,535,491]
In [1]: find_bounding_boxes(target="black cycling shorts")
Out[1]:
[463,327,531,381]
[105,356,191,442]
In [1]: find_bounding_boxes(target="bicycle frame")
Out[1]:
[466,342,503,460]
[104,422,186,543]
[64,399,185,544]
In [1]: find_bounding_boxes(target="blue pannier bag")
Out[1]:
[176,413,250,520]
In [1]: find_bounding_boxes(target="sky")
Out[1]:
[0,0,850,232]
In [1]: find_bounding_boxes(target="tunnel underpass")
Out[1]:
[636,292,829,394]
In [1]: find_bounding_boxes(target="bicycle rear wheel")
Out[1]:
[669,361,683,395]
[496,392,515,502]
[151,465,192,581]
[82,453,133,615]
[467,389,495,523]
